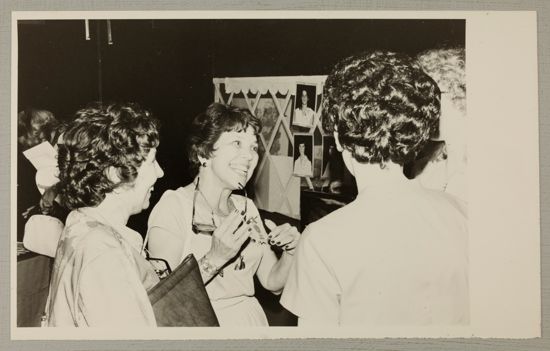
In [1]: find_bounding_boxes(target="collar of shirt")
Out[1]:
[76,207,144,254]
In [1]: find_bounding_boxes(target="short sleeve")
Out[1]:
[78,248,155,326]
[280,224,341,325]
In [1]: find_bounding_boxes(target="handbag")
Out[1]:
[109,223,219,327]
[147,253,219,327]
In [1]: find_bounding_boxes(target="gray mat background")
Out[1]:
[0,1,548,350]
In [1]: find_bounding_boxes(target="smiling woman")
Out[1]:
[147,103,301,326]
[46,103,165,327]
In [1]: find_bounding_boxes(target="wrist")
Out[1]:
[283,247,296,256]
[204,251,226,268]
[199,254,221,276]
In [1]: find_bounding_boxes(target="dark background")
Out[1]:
[322,136,336,175]
[17,19,465,234]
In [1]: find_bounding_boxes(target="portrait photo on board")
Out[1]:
[292,133,314,178]
[292,83,317,128]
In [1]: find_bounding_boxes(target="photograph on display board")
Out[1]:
[292,83,316,128]
[292,133,314,178]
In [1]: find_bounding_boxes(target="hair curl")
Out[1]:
[57,102,160,210]
[187,103,261,177]
[416,48,466,114]
[322,51,441,167]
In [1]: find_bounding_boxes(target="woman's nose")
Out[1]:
[241,147,254,160]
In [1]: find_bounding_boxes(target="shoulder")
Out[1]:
[152,186,193,211]
[421,187,468,219]
[301,208,341,242]
[66,220,122,259]
[148,185,193,226]
[301,204,351,246]
[162,185,193,204]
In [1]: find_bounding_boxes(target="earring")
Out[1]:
[201,162,207,167]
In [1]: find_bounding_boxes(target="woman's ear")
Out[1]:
[197,156,208,168]
[334,131,344,152]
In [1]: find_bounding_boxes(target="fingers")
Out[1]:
[219,215,252,249]
[234,226,252,247]
[264,219,277,231]
[267,223,300,248]
[233,220,252,241]
[215,209,245,237]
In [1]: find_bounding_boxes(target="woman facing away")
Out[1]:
[280,51,469,326]
[46,103,165,327]
[147,103,301,326]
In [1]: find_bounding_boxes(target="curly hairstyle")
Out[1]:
[57,103,160,210]
[322,51,441,167]
[187,103,262,177]
[18,108,59,149]
[416,48,466,114]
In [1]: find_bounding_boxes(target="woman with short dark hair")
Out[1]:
[147,103,300,326]
[18,108,59,149]
[46,103,165,327]
[281,51,469,326]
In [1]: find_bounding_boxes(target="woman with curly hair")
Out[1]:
[147,103,300,326]
[45,103,164,327]
[280,51,469,326]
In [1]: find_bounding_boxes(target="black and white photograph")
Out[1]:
[9,11,540,341]
[292,83,317,128]
[292,133,314,178]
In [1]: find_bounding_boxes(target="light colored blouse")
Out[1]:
[147,183,278,325]
[46,209,159,327]
[281,179,469,326]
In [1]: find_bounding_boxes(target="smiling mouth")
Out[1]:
[230,165,249,177]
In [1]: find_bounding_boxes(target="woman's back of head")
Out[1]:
[322,51,441,168]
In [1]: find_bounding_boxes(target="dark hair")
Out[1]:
[57,102,160,210]
[17,108,59,149]
[187,103,261,177]
[322,51,441,167]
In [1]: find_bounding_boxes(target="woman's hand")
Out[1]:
[205,209,252,268]
[264,219,301,255]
